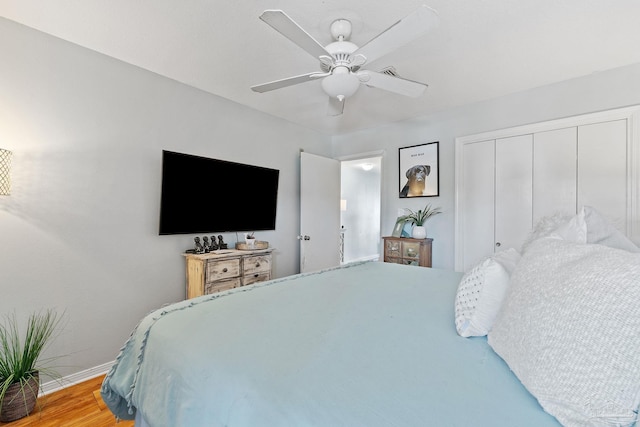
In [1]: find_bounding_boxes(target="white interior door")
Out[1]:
[533,127,578,222]
[300,152,341,273]
[495,134,533,252]
[460,140,495,271]
[578,120,628,230]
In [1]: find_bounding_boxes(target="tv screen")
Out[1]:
[159,150,280,235]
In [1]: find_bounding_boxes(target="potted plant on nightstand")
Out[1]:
[0,309,64,422]
[399,203,442,238]
[244,232,256,247]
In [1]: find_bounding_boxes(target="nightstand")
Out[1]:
[382,236,432,267]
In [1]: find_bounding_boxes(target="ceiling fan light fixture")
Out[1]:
[253,7,438,114]
[321,66,360,100]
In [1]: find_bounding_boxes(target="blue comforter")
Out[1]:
[102,261,560,427]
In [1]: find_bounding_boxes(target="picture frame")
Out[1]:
[391,217,405,237]
[398,141,439,198]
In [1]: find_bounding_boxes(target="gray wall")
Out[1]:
[333,62,640,271]
[0,18,331,378]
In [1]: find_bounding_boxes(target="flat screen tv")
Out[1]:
[159,150,280,235]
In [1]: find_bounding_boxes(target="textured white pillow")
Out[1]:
[550,209,587,244]
[454,248,521,337]
[583,206,640,252]
[521,212,574,253]
[488,237,640,427]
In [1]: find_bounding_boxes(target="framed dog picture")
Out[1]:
[399,141,439,198]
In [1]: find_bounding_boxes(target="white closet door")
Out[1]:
[578,119,628,232]
[455,106,639,272]
[533,127,578,223]
[495,135,533,252]
[461,140,495,271]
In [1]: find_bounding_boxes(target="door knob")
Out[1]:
[297,235,311,241]
[495,242,501,247]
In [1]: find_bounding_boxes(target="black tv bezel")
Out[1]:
[158,150,280,235]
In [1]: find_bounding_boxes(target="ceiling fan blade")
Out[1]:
[354,5,438,65]
[357,70,427,97]
[251,72,326,93]
[259,10,330,59]
[327,96,345,116]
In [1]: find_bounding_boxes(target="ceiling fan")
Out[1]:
[250,5,439,116]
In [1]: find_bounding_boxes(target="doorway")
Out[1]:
[340,156,382,263]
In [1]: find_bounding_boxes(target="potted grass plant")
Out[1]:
[399,203,442,238]
[0,309,64,422]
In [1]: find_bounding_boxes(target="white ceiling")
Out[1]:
[2,1,640,136]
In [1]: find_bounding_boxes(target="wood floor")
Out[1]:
[1,375,134,427]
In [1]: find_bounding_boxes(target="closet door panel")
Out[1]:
[461,140,495,271]
[533,127,578,223]
[495,135,533,252]
[578,119,628,231]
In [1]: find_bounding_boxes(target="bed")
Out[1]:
[101,207,640,427]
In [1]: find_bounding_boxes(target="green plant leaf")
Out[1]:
[399,203,442,226]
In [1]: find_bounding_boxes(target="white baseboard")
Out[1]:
[40,361,115,396]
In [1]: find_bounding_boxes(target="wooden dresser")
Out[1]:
[382,236,432,267]
[184,248,273,299]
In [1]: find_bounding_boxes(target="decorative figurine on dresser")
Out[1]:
[193,237,205,254]
[209,235,219,251]
[217,235,228,249]
[187,236,221,254]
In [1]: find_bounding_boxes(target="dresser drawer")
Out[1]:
[206,258,241,283]
[205,278,241,294]
[242,272,271,286]
[243,255,271,276]
[385,240,401,257]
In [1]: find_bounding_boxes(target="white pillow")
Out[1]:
[522,206,639,254]
[454,248,521,338]
[521,212,574,253]
[583,205,640,252]
[488,237,640,427]
[549,209,587,243]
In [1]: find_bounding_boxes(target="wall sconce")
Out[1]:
[0,148,12,196]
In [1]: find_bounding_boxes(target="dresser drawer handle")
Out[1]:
[254,274,259,278]
[222,268,228,273]
[255,262,260,267]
